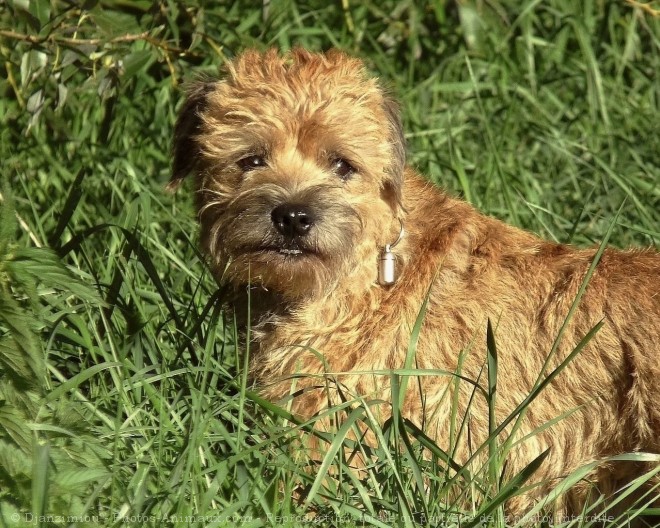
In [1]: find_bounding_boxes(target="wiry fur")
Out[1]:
[171,48,660,516]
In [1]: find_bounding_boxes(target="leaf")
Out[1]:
[0,292,44,383]
[91,8,140,37]
[0,404,32,451]
[27,91,45,128]
[48,167,85,247]
[8,247,103,305]
[513,453,660,527]
[54,468,110,490]
[0,437,31,479]
[304,406,365,506]
[486,319,499,489]
[464,449,551,528]
[55,83,68,111]
[0,190,17,257]
[45,362,122,403]
[122,50,153,78]
[0,339,34,380]
[457,3,483,50]
[28,0,51,29]
[31,441,49,518]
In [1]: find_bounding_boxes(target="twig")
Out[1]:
[0,29,200,57]
[625,0,660,17]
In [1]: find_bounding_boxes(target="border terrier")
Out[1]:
[170,48,659,514]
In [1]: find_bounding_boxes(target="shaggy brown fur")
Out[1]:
[170,48,660,517]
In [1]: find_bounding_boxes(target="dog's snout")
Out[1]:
[271,204,315,238]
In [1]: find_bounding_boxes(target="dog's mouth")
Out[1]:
[237,242,320,259]
[258,244,317,258]
[277,248,304,256]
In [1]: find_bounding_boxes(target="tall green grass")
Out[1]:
[1,1,659,527]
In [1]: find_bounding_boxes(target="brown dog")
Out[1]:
[170,48,660,516]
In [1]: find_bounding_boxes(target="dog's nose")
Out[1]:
[271,204,314,238]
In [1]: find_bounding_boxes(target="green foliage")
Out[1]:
[0,1,658,527]
[0,192,108,520]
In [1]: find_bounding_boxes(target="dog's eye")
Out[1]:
[237,155,266,171]
[331,158,355,180]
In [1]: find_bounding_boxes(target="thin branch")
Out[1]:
[625,0,660,17]
[0,29,201,56]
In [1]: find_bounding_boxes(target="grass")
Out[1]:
[1,0,659,526]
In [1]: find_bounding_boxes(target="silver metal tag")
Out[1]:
[379,245,397,285]
[378,220,404,286]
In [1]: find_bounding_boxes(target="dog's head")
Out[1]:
[171,48,406,299]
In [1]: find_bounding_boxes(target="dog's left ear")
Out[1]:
[381,96,406,212]
[168,80,216,191]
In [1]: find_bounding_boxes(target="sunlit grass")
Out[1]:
[1,1,658,526]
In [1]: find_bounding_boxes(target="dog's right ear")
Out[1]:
[168,80,216,191]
